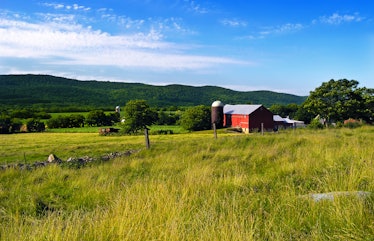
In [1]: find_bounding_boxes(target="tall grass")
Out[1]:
[0,127,373,240]
[0,133,145,164]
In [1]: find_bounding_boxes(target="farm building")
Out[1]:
[273,115,306,129]
[273,115,289,129]
[223,104,274,133]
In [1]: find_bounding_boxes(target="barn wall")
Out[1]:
[231,114,249,129]
[249,106,274,131]
[224,114,231,127]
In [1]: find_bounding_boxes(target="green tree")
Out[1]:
[360,88,374,124]
[180,105,211,131]
[269,103,300,119]
[0,114,11,134]
[303,79,374,123]
[122,100,158,134]
[155,111,179,125]
[85,110,107,127]
[10,118,23,133]
[26,118,45,132]
[69,114,85,127]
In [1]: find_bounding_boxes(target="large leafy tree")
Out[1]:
[122,100,158,133]
[303,79,374,123]
[180,105,211,131]
[269,103,300,119]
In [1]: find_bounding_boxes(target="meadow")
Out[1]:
[0,127,373,240]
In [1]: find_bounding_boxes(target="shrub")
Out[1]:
[308,118,324,129]
[180,105,211,131]
[26,118,45,132]
[343,118,363,129]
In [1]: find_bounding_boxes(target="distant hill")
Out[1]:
[0,74,307,110]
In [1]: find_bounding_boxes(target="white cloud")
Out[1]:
[315,12,363,25]
[184,0,209,14]
[261,23,304,36]
[0,15,248,71]
[242,23,304,40]
[42,2,91,11]
[221,19,247,27]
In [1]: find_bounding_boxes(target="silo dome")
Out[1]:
[212,100,224,107]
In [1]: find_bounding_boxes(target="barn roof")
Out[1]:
[273,115,285,122]
[223,104,263,115]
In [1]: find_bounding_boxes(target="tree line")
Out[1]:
[123,79,373,133]
[0,110,120,134]
[0,79,373,134]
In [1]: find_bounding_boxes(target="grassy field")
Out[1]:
[44,125,187,134]
[0,127,373,240]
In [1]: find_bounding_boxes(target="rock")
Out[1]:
[66,157,75,162]
[33,162,47,168]
[301,191,371,202]
[47,154,62,163]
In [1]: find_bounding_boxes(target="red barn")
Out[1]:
[223,104,274,133]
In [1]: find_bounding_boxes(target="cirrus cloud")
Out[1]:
[0,12,249,72]
[314,12,364,25]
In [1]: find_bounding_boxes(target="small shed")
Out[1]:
[284,117,305,128]
[273,115,293,129]
[223,104,274,133]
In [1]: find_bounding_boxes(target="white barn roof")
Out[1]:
[273,115,285,122]
[223,104,262,115]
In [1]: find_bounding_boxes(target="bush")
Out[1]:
[308,118,324,129]
[180,105,211,131]
[0,114,11,133]
[26,118,45,132]
[85,110,119,127]
[47,114,86,128]
[343,119,363,129]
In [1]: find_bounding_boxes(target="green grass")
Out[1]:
[0,127,373,240]
[48,112,116,118]
[0,133,144,164]
[149,125,188,134]
[45,126,109,133]
[45,125,188,134]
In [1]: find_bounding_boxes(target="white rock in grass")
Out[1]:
[302,191,371,202]
[47,154,62,163]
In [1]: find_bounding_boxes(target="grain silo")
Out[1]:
[115,106,120,114]
[211,100,224,128]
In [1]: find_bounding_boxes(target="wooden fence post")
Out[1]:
[144,128,150,149]
[213,122,217,139]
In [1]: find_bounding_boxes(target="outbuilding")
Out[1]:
[223,104,274,133]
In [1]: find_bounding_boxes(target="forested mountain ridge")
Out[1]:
[0,74,307,109]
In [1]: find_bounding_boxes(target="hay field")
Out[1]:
[0,127,373,240]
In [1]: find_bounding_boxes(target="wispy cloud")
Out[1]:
[221,18,247,27]
[242,23,304,40]
[0,12,247,72]
[42,2,91,11]
[260,23,304,36]
[184,0,209,14]
[98,10,146,31]
[314,12,364,25]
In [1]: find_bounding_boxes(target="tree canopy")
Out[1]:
[180,105,211,131]
[122,100,158,133]
[0,74,306,110]
[303,79,374,123]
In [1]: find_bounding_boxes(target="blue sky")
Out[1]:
[0,0,373,96]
